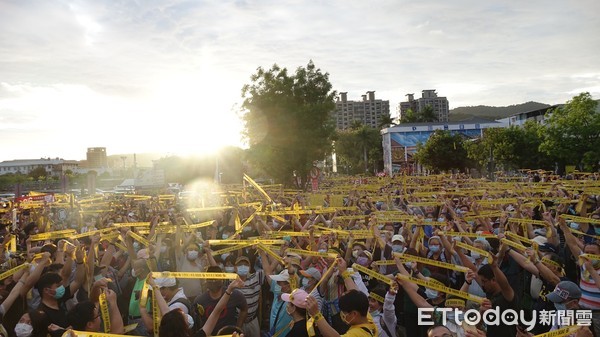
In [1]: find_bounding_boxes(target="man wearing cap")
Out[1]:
[300,267,321,293]
[260,249,294,337]
[547,281,592,335]
[154,277,190,314]
[281,289,310,337]
[235,256,264,337]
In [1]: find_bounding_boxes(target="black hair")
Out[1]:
[35,272,62,294]
[477,264,494,280]
[29,309,51,337]
[159,308,192,337]
[67,301,96,330]
[339,289,369,316]
[206,265,222,273]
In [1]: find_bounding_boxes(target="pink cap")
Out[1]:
[281,289,309,309]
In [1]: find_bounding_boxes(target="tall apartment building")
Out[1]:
[398,89,449,122]
[86,147,108,168]
[334,91,391,130]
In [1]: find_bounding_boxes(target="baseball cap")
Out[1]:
[155,278,177,288]
[353,241,368,250]
[270,269,290,282]
[360,251,373,260]
[300,267,322,280]
[392,234,405,243]
[281,289,309,309]
[531,236,548,246]
[136,248,150,259]
[235,256,251,265]
[286,252,302,260]
[547,281,582,303]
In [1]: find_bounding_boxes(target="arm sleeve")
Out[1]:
[383,292,397,334]
[350,271,369,296]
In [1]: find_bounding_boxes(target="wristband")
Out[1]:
[313,312,324,322]
[465,280,472,285]
[76,261,84,265]
[225,291,232,296]
[341,271,353,280]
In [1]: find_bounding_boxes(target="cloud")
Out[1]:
[0,0,599,160]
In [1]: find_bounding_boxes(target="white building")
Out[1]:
[0,159,80,177]
[398,90,450,122]
[334,91,391,130]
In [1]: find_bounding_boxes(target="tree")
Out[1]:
[400,105,438,123]
[241,61,336,188]
[414,130,472,172]
[334,126,383,175]
[377,114,396,129]
[28,167,48,180]
[539,93,600,171]
[420,105,438,123]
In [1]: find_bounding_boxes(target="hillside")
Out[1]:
[448,101,551,121]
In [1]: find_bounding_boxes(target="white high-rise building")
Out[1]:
[333,91,391,130]
[398,89,449,122]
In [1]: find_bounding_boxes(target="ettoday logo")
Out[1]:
[418,308,593,331]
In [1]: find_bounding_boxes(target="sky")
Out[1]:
[1,0,599,162]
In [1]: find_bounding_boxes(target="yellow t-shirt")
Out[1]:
[343,322,378,337]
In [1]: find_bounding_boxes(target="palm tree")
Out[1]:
[349,120,364,130]
[419,105,438,122]
[377,115,396,129]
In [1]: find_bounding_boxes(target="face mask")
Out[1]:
[424,288,438,299]
[187,250,199,260]
[595,227,600,236]
[425,218,432,223]
[534,228,547,236]
[392,244,404,253]
[554,302,566,311]
[14,323,33,337]
[370,309,381,317]
[131,269,137,278]
[53,285,65,299]
[405,262,414,269]
[133,242,140,251]
[94,274,104,282]
[377,224,384,230]
[237,265,250,276]
[471,252,481,260]
[447,312,464,323]
[221,253,230,261]
[356,256,369,266]
[222,234,229,239]
[352,250,359,258]
[243,226,252,232]
[318,249,327,253]
[429,245,440,253]
[302,278,310,288]
[493,228,500,235]
[272,221,280,229]
[160,246,167,253]
[225,266,235,273]
[185,314,194,329]
[437,217,445,222]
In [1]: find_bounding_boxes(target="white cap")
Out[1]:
[392,234,405,243]
[136,248,149,259]
[532,236,548,245]
[270,269,290,282]
[155,277,177,288]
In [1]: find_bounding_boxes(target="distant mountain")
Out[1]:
[448,101,551,122]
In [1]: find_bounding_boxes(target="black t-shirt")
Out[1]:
[486,290,518,337]
[193,289,247,335]
[286,319,309,337]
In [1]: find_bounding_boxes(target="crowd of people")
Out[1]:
[0,172,598,337]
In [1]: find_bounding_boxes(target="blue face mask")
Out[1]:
[569,222,580,230]
[53,285,65,299]
[595,227,600,236]
[392,244,404,253]
[302,278,310,288]
[237,265,250,276]
[429,245,440,253]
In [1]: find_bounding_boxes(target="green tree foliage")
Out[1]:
[400,105,438,123]
[28,167,48,180]
[377,114,395,129]
[241,61,336,187]
[414,130,472,172]
[334,125,383,175]
[465,122,553,171]
[539,92,600,171]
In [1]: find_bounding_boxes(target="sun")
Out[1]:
[148,72,245,157]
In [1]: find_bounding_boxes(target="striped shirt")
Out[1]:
[238,270,264,322]
[579,265,600,309]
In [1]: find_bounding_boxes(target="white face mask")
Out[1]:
[425,288,438,299]
[224,266,235,273]
[131,269,137,278]
[187,250,199,260]
[15,323,33,337]
[352,250,360,258]
[160,246,167,253]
